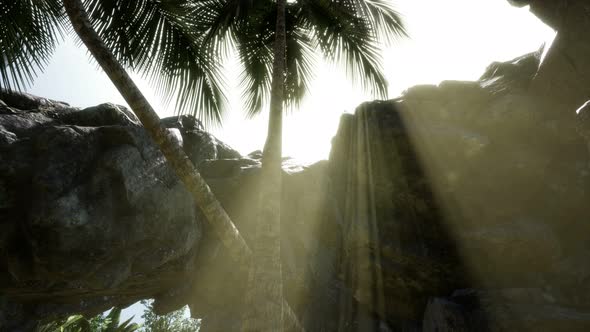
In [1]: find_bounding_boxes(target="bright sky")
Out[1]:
[29,0,554,164]
[24,0,556,324]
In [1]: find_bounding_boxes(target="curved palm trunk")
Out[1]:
[62,0,250,263]
[241,0,288,331]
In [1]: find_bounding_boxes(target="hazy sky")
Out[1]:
[23,0,556,324]
[29,0,554,164]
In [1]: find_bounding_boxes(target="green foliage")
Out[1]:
[196,0,408,116]
[1,0,406,125]
[36,307,139,332]
[0,0,228,126]
[84,0,229,126]
[0,0,64,90]
[35,301,201,332]
[139,300,200,332]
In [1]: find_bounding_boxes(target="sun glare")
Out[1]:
[29,1,554,165]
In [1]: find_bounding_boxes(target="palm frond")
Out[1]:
[300,0,389,98]
[194,0,253,47]
[104,307,122,332]
[340,0,408,43]
[0,0,64,90]
[233,1,275,117]
[232,1,318,116]
[284,17,316,111]
[84,0,228,127]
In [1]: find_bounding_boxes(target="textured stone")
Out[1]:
[424,289,590,332]
[0,95,233,327]
[507,0,590,116]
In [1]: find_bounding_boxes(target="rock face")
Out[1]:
[395,51,590,330]
[509,0,590,114]
[2,2,590,331]
[0,90,240,330]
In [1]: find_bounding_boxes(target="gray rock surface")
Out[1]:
[508,0,590,116]
[423,289,590,332]
[0,91,240,329]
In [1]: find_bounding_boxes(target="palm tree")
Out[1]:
[62,2,306,328]
[61,0,254,265]
[241,2,287,329]
[2,0,301,329]
[196,1,407,330]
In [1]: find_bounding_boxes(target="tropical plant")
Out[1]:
[36,307,139,332]
[139,300,200,332]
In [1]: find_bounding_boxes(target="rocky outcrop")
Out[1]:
[0,90,240,330]
[423,289,590,332]
[392,50,590,330]
[509,0,590,115]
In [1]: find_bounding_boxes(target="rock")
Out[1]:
[423,297,471,332]
[479,50,541,95]
[160,114,241,165]
[60,103,140,127]
[576,100,590,153]
[507,0,590,117]
[327,101,467,327]
[506,0,589,34]
[247,150,263,159]
[0,89,69,111]
[0,96,237,326]
[424,289,590,332]
[457,220,563,287]
[161,114,203,131]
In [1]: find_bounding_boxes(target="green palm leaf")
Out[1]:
[85,0,229,127]
[340,0,408,43]
[215,0,408,113]
[0,0,65,90]
[232,1,275,116]
[300,0,392,98]
[283,17,316,111]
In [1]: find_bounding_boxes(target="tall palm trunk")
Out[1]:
[62,0,250,263]
[241,0,287,331]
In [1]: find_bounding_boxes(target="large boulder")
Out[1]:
[0,91,240,329]
[423,289,590,332]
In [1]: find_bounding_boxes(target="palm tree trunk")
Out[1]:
[241,0,288,331]
[62,0,250,264]
[62,1,302,330]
